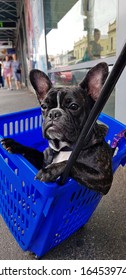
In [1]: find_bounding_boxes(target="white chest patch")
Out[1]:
[52,150,72,164]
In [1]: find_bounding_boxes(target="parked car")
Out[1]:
[54,69,88,86]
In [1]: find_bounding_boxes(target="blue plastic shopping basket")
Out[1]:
[0,107,126,257]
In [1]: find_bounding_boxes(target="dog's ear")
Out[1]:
[29,69,52,103]
[79,62,108,101]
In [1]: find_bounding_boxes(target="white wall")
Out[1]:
[115,0,126,123]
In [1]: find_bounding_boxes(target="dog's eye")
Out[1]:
[69,103,79,110]
[41,104,47,110]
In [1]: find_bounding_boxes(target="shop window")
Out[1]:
[44,0,117,69]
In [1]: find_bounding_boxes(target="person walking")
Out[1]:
[11,53,21,90]
[0,61,4,88]
[3,55,12,90]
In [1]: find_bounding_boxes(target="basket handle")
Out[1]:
[59,42,126,185]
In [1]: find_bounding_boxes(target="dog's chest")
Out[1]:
[52,150,72,164]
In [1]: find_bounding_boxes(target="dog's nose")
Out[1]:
[48,109,62,120]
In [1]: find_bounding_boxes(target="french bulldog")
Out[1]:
[1,62,113,195]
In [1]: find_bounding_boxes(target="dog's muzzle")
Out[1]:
[48,108,62,121]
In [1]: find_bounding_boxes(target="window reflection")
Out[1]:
[80,28,102,62]
[44,0,116,69]
[53,69,88,86]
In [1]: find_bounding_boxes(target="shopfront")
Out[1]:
[17,0,126,123]
[44,0,117,119]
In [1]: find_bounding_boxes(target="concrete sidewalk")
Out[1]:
[0,87,39,115]
[0,87,126,260]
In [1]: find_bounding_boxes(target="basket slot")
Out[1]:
[70,192,76,202]
[3,123,8,137]
[34,116,38,128]
[15,121,19,134]
[25,118,29,131]
[20,119,24,133]
[9,122,13,135]
[30,117,33,129]
[39,115,42,126]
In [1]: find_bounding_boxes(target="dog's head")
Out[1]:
[29,63,108,150]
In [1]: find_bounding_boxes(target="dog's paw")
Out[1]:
[34,168,53,182]
[35,168,57,182]
[34,162,67,183]
[1,138,24,154]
